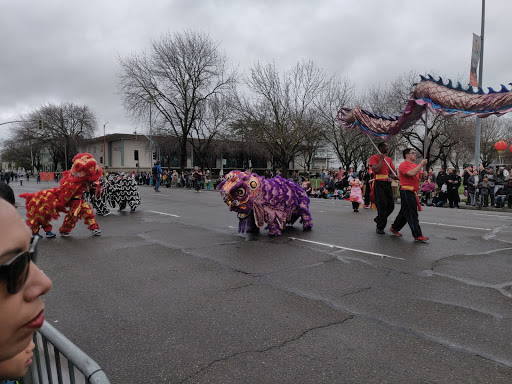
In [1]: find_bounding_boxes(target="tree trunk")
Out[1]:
[180,139,187,173]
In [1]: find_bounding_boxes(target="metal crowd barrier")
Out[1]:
[22,321,110,384]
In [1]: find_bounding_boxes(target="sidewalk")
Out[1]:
[394,194,512,213]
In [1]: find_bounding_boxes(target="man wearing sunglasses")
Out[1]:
[0,198,53,362]
[389,149,429,243]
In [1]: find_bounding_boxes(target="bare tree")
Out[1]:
[238,60,328,176]
[479,117,510,166]
[37,103,97,169]
[189,94,234,170]
[316,76,376,169]
[1,103,97,171]
[295,132,326,173]
[382,71,464,170]
[226,118,271,171]
[117,30,237,172]
[355,86,402,166]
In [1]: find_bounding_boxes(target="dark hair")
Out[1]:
[0,182,16,206]
[402,148,414,159]
[377,142,386,149]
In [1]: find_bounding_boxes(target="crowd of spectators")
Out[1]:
[132,167,213,191]
[462,164,511,208]
[132,163,511,210]
[11,162,509,209]
[0,168,28,185]
[299,164,512,210]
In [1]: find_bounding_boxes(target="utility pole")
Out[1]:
[103,122,109,168]
[474,0,485,168]
[149,104,152,167]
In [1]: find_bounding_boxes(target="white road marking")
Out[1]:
[420,222,491,231]
[469,213,512,219]
[228,226,236,229]
[288,237,404,260]
[148,210,180,218]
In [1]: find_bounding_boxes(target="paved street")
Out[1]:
[9,180,512,383]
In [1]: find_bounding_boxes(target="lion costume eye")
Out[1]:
[249,180,258,190]
[235,188,246,197]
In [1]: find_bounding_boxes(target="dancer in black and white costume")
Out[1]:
[87,177,111,216]
[107,173,141,212]
[87,173,141,215]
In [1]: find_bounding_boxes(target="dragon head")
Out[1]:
[65,153,103,184]
[218,171,262,217]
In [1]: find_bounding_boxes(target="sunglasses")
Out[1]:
[0,236,39,294]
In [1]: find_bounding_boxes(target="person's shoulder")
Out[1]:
[369,154,379,164]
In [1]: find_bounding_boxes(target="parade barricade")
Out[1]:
[22,321,110,384]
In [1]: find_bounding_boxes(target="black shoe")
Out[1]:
[376,228,385,234]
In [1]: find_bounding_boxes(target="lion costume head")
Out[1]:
[61,153,103,185]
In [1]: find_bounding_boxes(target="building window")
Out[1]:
[134,150,139,161]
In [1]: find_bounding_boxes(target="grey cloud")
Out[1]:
[1,0,511,142]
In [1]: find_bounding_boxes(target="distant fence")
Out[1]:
[22,321,110,384]
[39,172,55,182]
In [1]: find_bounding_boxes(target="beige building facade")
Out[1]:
[81,133,330,175]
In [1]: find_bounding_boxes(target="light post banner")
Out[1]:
[470,33,481,87]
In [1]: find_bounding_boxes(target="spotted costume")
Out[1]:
[218,171,313,236]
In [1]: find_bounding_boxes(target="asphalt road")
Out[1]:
[9,180,512,383]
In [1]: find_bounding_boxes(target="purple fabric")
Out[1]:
[219,172,313,236]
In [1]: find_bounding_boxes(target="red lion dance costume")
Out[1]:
[20,153,103,238]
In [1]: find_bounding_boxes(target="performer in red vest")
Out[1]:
[369,142,398,234]
[389,148,429,242]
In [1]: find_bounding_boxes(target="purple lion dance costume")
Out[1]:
[338,75,512,138]
[218,171,313,236]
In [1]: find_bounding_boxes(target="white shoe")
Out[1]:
[92,229,101,236]
[60,232,71,237]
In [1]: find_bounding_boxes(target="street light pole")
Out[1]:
[149,104,152,167]
[474,0,485,168]
[103,122,108,168]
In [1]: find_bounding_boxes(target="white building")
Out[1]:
[81,133,154,172]
[80,133,331,175]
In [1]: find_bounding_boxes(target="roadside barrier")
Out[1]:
[23,321,110,384]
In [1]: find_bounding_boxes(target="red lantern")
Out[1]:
[510,144,512,153]
[495,140,507,152]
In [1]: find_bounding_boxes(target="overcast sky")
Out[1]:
[1,0,511,142]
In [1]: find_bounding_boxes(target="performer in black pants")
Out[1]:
[369,142,399,234]
[390,148,429,242]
